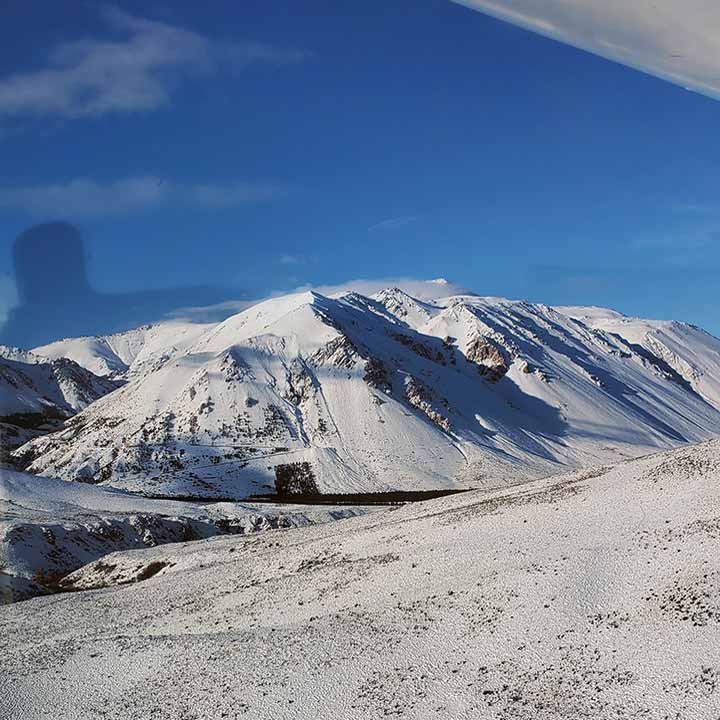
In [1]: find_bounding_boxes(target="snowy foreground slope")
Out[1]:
[13,288,720,498]
[2,439,719,719]
[0,470,371,603]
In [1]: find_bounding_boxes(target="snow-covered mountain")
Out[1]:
[32,320,213,380]
[13,288,720,498]
[0,352,118,459]
[4,437,720,718]
[556,304,720,409]
[0,354,117,417]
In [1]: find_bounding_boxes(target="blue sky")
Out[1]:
[1,0,720,341]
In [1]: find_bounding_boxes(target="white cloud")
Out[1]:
[0,177,167,216]
[0,176,284,216]
[368,216,418,232]
[452,0,720,101]
[0,6,309,119]
[167,298,256,322]
[278,254,306,265]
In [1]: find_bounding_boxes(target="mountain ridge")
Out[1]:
[11,286,720,499]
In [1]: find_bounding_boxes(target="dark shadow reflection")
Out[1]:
[1,222,235,348]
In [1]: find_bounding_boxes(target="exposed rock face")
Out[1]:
[646,335,701,383]
[519,361,551,382]
[363,357,391,391]
[219,349,253,384]
[310,336,361,369]
[390,332,446,365]
[465,336,509,382]
[404,376,452,433]
[284,360,316,406]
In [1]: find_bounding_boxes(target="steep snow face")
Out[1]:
[0,356,117,418]
[556,305,720,411]
[13,289,720,498]
[0,355,118,460]
[0,346,44,365]
[370,287,441,328]
[3,439,720,718]
[0,469,372,603]
[382,290,720,439]
[33,320,214,379]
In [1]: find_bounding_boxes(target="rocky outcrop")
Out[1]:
[363,357,391,391]
[404,376,452,433]
[284,360,316,406]
[465,336,509,382]
[390,332,446,365]
[310,336,362,369]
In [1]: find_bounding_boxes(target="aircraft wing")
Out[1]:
[452,0,720,100]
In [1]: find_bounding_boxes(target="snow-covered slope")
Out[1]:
[0,346,44,365]
[3,439,719,718]
[0,354,115,419]
[0,469,372,603]
[13,288,720,498]
[556,304,720,410]
[32,320,213,380]
[0,354,118,459]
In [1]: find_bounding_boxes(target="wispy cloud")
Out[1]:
[631,225,720,264]
[188,182,284,209]
[0,176,285,216]
[278,254,307,265]
[0,6,310,120]
[167,298,256,322]
[367,216,419,232]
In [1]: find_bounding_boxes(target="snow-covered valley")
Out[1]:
[2,438,720,718]
[0,469,373,603]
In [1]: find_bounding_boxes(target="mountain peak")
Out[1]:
[12,286,720,499]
